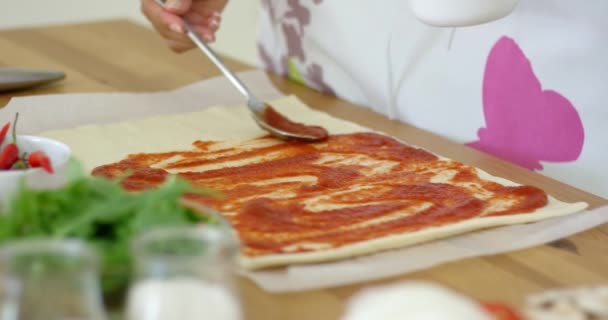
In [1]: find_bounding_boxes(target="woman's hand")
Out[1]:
[141,0,228,52]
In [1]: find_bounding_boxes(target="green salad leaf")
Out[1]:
[0,158,221,293]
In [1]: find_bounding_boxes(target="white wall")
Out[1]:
[0,0,260,65]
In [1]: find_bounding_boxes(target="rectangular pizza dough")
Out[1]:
[42,95,588,269]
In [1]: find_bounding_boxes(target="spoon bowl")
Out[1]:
[248,98,328,142]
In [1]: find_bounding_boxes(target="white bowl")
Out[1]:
[0,135,71,210]
[410,0,519,27]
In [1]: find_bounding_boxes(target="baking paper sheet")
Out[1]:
[1,70,605,293]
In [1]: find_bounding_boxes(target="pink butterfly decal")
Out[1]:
[467,36,584,170]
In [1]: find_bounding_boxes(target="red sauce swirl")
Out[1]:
[92,132,548,257]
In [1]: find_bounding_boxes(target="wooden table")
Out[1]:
[1,20,606,319]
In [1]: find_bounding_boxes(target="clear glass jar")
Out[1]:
[126,225,242,320]
[0,238,108,320]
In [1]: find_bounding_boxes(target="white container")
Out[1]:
[410,0,520,27]
[0,135,71,210]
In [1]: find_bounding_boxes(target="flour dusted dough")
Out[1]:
[42,95,588,269]
[42,96,362,173]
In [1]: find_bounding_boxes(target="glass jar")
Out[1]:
[126,225,242,320]
[0,238,108,320]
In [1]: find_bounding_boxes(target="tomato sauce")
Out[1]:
[263,105,328,140]
[92,132,548,257]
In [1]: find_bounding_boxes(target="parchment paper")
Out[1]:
[1,70,606,293]
[244,205,608,292]
[0,70,283,134]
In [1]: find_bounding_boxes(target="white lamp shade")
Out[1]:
[410,0,520,27]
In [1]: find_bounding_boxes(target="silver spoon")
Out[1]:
[155,0,328,142]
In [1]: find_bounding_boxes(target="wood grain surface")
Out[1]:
[1,20,606,320]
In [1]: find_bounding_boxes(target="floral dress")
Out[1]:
[257,0,608,198]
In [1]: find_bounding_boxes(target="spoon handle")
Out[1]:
[184,22,261,105]
[153,0,263,109]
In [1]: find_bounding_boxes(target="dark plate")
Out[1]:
[0,68,65,92]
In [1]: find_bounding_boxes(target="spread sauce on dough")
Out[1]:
[92,132,547,257]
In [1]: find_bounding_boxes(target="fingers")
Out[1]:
[141,0,190,51]
[166,39,195,53]
[185,0,223,40]
[142,0,185,36]
[185,11,221,39]
[164,0,193,14]
[141,0,223,53]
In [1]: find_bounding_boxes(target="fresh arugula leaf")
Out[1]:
[0,160,221,294]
